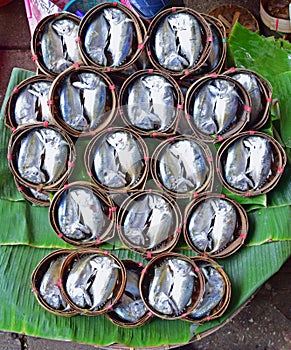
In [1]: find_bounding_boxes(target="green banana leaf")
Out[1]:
[0,24,291,348]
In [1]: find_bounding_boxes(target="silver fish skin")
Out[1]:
[193,83,218,135]
[84,13,109,65]
[17,130,46,184]
[39,256,69,310]
[212,79,238,134]
[125,269,140,298]
[188,199,215,252]
[58,191,91,240]
[89,256,120,310]
[167,12,202,68]
[60,76,88,131]
[38,128,68,184]
[209,199,237,253]
[69,188,106,241]
[148,262,174,314]
[52,19,81,63]
[243,136,273,189]
[190,264,225,319]
[66,255,99,308]
[103,8,133,67]
[30,187,50,201]
[127,78,161,130]
[168,258,195,314]
[94,139,127,188]
[114,296,147,322]
[123,195,150,246]
[154,16,188,71]
[231,73,262,127]
[73,73,107,130]
[107,131,143,186]
[146,195,173,249]
[14,86,38,125]
[28,81,53,123]
[205,23,221,71]
[224,138,253,191]
[169,140,208,192]
[41,22,70,74]
[142,75,175,131]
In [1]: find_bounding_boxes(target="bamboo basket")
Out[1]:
[84,126,149,194]
[7,122,76,192]
[118,69,184,138]
[49,65,117,138]
[60,248,127,316]
[31,249,78,317]
[184,255,231,323]
[49,181,116,247]
[4,75,54,130]
[139,252,204,320]
[223,67,272,130]
[183,192,249,259]
[150,135,214,199]
[77,2,147,73]
[31,13,82,77]
[184,74,251,143]
[260,0,291,33]
[116,189,182,258]
[146,7,213,79]
[216,131,287,197]
[106,259,153,327]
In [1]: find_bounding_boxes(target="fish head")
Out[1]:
[52,19,74,36]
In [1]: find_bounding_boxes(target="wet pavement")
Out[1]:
[0,0,290,349]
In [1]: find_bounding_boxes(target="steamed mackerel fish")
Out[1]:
[66,255,120,310]
[58,188,107,241]
[159,139,209,193]
[17,128,68,185]
[224,135,273,191]
[154,12,202,71]
[123,194,173,249]
[84,8,133,67]
[188,198,237,254]
[149,258,195,315]
[94,131,144,188]
[189,263,225,319]
[114,269,147,322]
[39,256,71,310]
[41,19,81,74]
[193,79,239,135]
[60,72,106,131]
[14,81,52,126]
[127,75,175,131]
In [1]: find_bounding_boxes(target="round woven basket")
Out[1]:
[60,248,126,315]
[118,69,184,137]
[183,192,249,259]
[146,7,212,79]
[184,74,251,143]
[31,249,79,317]
[184,255,231,323]
[31,13,82,77]
[150,135,214,199]
[84,126,149,194]
[216,130,287,196]
[116,189,182,258]
[106,259,153,327]
[77,2,147,72]
[139,252,204,320]
[49,64,117,138]
[223,67,272,130]
[49,181,116,247]
[260,0,291,33]
[4,75,54,130]
[7,122,76,192]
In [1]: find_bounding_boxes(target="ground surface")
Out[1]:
[0,0,290,349]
